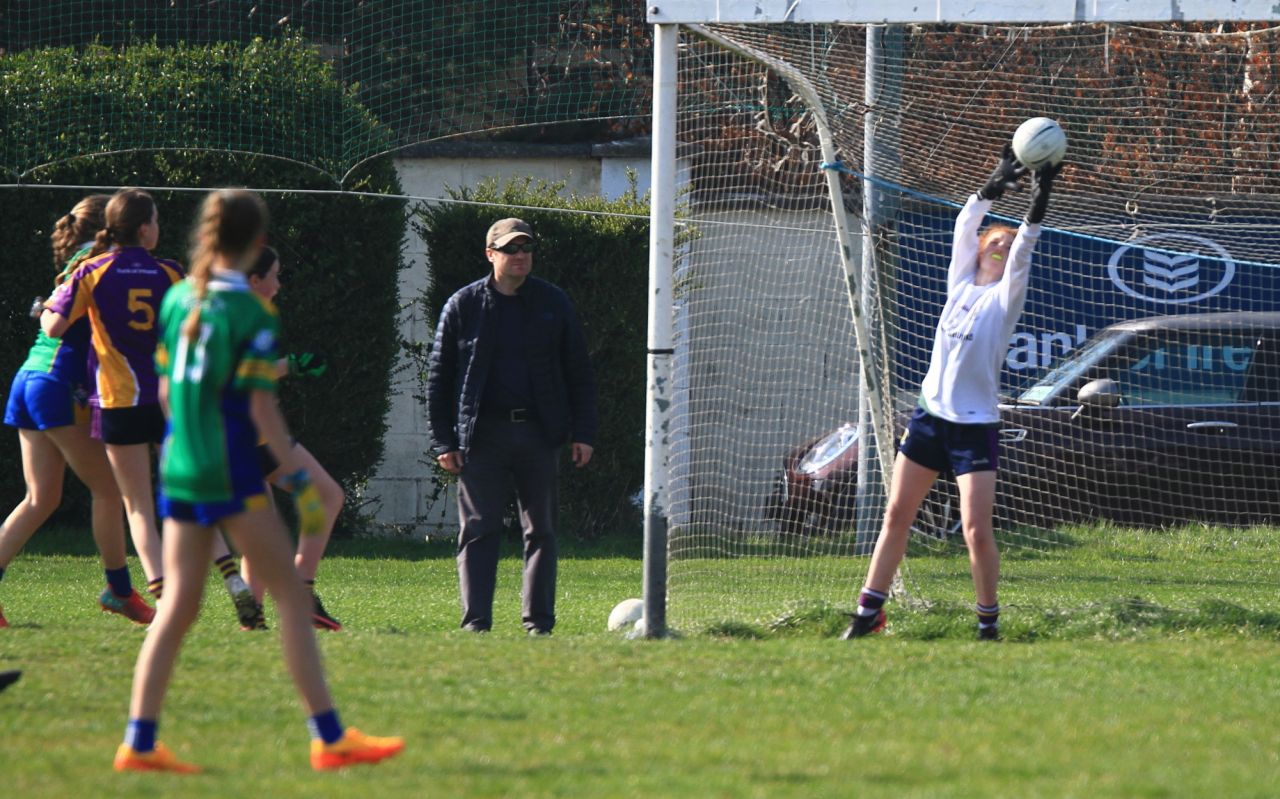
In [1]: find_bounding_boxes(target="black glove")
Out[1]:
[287,351,328,378]
[977,143,1027,201]
[1025,161,1063,225]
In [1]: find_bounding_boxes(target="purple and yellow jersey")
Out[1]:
[44,246,184,409]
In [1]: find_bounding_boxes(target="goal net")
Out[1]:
[663,21,1280,632]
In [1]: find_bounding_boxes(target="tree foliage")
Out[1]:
[0,40,404,530]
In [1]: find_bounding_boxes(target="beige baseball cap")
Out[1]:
[485,218,534,248]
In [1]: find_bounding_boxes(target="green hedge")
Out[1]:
[0,37,386,182]
[0,41,404,532]
[412,178,650,540]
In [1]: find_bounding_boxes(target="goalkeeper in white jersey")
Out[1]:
[843,144,1062,641]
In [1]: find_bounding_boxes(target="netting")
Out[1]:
[665,22,1280,632]
[6,6,1280,633]
[0,2,652,185]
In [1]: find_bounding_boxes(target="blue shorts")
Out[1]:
[4,371,84,431]
[160,411,272,527]
[159,492,270,527]
[898,408,999,476]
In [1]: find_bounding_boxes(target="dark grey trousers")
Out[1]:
[456,417,559,632]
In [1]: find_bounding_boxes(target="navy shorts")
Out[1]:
[256,439,300,479]
[257,442,279,477]
[898,407,999,476]
[160,493,270,527]
[93,404,166,446]
[4,371,83,431]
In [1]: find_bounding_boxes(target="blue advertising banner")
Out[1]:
[892,201,1280,395]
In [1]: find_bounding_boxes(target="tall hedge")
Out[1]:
[0,41,404,531]
[412,178,650,540]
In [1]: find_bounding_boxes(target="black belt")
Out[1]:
[484,408,532,423]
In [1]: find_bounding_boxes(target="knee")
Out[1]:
[22,486,62,519]
[90,488,125,512]
[522,527,557,547]
[963,524,996,551]
[155,595,202,634]
[322,484,344,520]
[882,502,918,535]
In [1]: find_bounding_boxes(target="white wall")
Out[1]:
[365,148,649,537]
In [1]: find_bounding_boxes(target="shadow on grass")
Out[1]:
[697,597,1280,643]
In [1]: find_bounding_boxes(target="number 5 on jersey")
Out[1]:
[127,288,156,331]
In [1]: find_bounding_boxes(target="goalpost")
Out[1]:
[644,2,1280,636]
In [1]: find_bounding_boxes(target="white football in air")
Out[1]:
[1012,116,1067,169]
[608,598,644,631]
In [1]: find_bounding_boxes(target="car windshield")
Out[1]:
[1016,330,1128,405]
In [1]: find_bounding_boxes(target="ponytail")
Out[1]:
[50,193,110,278]
[84,188,155,263]
[183,188,268,343]
[84,227,116,262]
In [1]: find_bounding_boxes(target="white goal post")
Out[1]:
[643,5,1280,637]
[646,1,1280,24]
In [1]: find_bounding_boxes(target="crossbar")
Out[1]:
[648,0,1280,24]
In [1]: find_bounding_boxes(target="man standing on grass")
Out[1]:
[427,217,597,636]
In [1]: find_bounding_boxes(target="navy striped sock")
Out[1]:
[857,587,888,617]
[977,603,1000,629]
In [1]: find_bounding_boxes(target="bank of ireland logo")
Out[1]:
[1107,232,1235,305]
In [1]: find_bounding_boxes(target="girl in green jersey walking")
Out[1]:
[114,189,403,774]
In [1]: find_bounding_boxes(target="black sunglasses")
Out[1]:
[490,241,536,254]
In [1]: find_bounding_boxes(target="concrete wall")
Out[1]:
[668,206,864,533]
[366,142,650,536]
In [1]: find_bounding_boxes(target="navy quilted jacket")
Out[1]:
[427,275,597,455]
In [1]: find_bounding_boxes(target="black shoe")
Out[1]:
[237,597,268,631]
[978,625,1000,641]
[0,670,21,693]
[840,609,886,640]
[311,591,342,632]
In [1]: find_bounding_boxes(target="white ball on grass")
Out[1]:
[608,598,644,631]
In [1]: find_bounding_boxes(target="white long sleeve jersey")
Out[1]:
[918,194,1041,424]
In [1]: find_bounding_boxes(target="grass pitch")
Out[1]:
[2,526,1279,798]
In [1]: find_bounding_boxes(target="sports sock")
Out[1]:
[856,587,888,617]
[216,554,241,584]
[105,566,133,598]
[307,708,344,745]
[147,577,164,601]
[217,555,250,597]
[215,553,237,579]
[977,602,1000,631]
[124,718,157,753]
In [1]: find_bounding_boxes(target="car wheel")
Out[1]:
[914,481,962,541]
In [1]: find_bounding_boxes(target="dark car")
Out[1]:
[763,421,960,538]
[766,311,1280,534]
